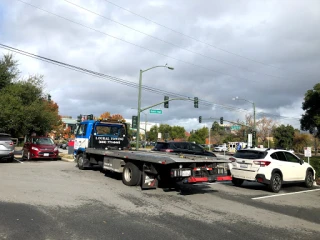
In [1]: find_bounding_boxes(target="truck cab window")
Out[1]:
[76,124,87,136]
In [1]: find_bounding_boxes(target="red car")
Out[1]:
[22,136,59,160]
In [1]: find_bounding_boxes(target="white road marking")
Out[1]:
[252,188,320,200]
[13,158,24,164]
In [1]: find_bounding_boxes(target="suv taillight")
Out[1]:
[165,149,174,152]
[9,141,14,146]
[253,160,271,167]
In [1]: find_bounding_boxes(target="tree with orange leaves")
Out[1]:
[99,112,126,122]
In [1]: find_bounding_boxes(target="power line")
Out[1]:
[16,0,260,84]
[103,0,313,77]
[0,43,248,114]
[63,0,288,82]
[0,43,301,122]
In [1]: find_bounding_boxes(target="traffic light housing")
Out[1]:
[132,116,138,129]
[252,131,256,139]
[199,116,202,123]
[220,117,223,124]
[77,114,82,123]
[164,96,169,108]
[48,94,51,101]
[88,114,93,120]
[194,97,199,108]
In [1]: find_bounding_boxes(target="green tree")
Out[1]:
[0,56,60,137]
[0,54,19,90]
[170,126,186,140]
[293,131,312,153]
[301,83,320,138]
[148,125,158,141]
[159,124,172,140]
[273,124,295,149]
[189,127,208,144]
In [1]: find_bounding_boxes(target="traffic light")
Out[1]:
[199,116,202,123]
[88,114,93,120]
[220,117,223,124]
[194,97,199,108]
[164,96,169,108]
[132,116,138,129]
[77,114,82,123]
[252,131,256,139]
[47,94,51,101]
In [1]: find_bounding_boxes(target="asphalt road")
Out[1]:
[0,160,319,240]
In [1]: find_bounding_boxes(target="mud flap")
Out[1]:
[141,166,158,189]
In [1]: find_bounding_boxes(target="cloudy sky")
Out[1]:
[1,0,319,131]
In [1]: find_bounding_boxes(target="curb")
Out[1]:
[61,157,75,162]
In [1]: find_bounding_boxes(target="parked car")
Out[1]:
[152,141,217,157]
[214,145,228,152]
[230,148,316,192]
[0,133,15,162]
[22,136,59,160]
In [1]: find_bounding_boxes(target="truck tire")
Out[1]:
[77,153,87,170]
[304,170,314,188]
[268,172,282,193]
[122,162,141,186]
[232,177,244,187]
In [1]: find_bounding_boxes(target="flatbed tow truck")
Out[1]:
[74,119,231,189]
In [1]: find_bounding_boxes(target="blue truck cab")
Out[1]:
[74,119,129,158]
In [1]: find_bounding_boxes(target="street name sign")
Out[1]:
[150,109,162,114]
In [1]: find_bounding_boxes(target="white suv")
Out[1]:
[230,148,316,192]
[214,145,228,152]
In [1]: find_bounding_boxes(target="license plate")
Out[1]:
[240,164,247,168]
[181,170,191,177]
[44,153,49,157]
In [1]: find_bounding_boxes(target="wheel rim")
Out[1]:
[307,173,313,186]
[273,175,281,190]
[124,167,132,182]
[78,156,83,167]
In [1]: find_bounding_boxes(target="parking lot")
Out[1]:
[1,159,319,240]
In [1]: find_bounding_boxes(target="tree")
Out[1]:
[148,125,159,141]
[110,114,126,122]
[159,124,172,140]
[0,55,61,137]
[256,117,277,146]
[188,127,208,144]
[170,126,186,140]
[0,54,19,90]
[293,131,312,153]
[301,83,320,138]
[100,112,111,119]
[273,124,295,149]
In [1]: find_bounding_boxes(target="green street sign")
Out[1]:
[231,125,241,130]
[150,109,162,114]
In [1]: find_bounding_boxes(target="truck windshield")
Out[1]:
[95,124,125,137]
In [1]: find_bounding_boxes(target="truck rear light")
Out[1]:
[165,149,174,152]
[229,157,236,162]
[253,160,271,167]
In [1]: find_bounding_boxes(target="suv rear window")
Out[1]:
[234,150,267,159]
[0,134,11,140]
[154,142,169,150]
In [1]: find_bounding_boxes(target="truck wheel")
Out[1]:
[122,162,141,186]
[268,173,282,193]
[77,154,87,170]
[304,170,314,188]
[232,177,244,187]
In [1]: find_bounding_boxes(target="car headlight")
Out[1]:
[32,146,39,151]
[54,147,58,151]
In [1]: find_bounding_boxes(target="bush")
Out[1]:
[309,156,320,178]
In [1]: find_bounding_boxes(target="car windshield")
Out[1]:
[32,137,55,145]
[234,150,267,159]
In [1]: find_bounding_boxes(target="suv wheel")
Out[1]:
[268,173,282,193]
[304,171,314,188]
[232,177,244,187]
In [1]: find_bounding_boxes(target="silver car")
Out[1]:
[0,133,15,162]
